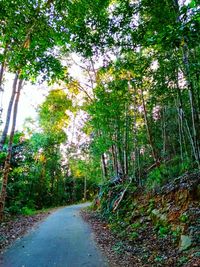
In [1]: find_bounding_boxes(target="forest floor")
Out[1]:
[81,209,200,267]
[0,209,53,253]
[81,210,136,267]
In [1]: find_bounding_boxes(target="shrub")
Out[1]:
[21,207,35,215]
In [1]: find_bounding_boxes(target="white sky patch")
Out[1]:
[65,110,90,146]
[0,53,86,133]
[179,0,192,6]
[0,73,49,132]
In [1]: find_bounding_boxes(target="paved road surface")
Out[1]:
[0,203,108,267]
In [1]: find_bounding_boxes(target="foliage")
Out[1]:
[179,214,189,223]
[112,241,124,254]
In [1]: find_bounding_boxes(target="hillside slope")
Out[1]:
[83,172,200,266]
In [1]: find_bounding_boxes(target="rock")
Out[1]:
[179,235,192,251]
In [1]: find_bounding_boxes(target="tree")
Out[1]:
[0,0,66,219]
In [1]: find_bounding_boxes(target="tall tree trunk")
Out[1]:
[177,102,184,163]
[124,105,129,176]
[111,144,118,175]
[141,89,159,166]
[175,68,200,167]
[0,64,5,89]
[0,74,19,152]
[173,0,200,165]
[182,45,200,162]
[101,153,107,181]
[132,84,138,181]
[0,43,8,88]
[116,121,125,175]
[137,148,141,186]
[162,106,167,160]
[0,79,23,220]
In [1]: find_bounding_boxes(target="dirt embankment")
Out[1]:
[82,172,200,267]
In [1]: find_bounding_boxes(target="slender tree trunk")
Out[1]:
[141,89,159,166]
[174,79,189,162]
[176,98,189,162]
[0,74,19,152]
[177,99,199,166]
[177,102,184,163]
[0,79,23,220]
[182,45,200,162]
[116,121,125,175]
[117,143,124,175]
[0,43,8,88]
[173,0,200,165]
[137,148,141,186]
[0,64,5,89]
[111,144,118,175]
[192,46,200,115]
[101,153,107,181]
[132,84,138,181]
[162,106,167,160]
[175,69,200,167]
[124,105,129,176]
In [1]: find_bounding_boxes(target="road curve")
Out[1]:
[0,203,109,267]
